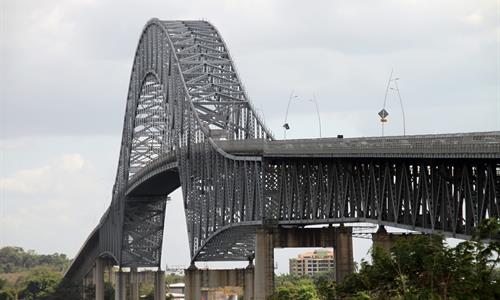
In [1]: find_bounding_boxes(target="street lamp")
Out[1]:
[380,70,393,137]
[380,70,407,136]
[308,94,322,138]
[283,91,299,139]
[391,78,406,136]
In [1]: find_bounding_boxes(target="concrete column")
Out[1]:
[154,269,166,300]
[334,225,354,283]
[185,264,201,300]
[372,225,393,253]
[244,261,255,300]
[114,269,126,300]
[130,267,140,300]
[94,258,105,300]
[254,228,274,300]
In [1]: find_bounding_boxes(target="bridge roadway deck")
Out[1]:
[217,131,500,159]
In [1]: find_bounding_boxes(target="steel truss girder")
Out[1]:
[263,158,500,237]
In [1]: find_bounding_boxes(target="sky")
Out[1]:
[0,0,499,274]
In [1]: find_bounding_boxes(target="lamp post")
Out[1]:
[308,94,322,138]
[392,78,406,136]
[380,69,393,137]
[283,91,299,139]
[380,70,407,136]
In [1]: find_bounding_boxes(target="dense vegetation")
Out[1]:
[0,247,78,300]
[0,247,69,274]
[271,218,500,300]
[0,246,182,300]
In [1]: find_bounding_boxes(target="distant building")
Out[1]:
[165,265,185,276]
[289,249,334,276]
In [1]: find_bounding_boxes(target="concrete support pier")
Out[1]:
[184,265,254,300]
[154,269,166,300]
[244,260,255,300]
[334,225,354,282]
[94,258,105,300]
[114,269,126,300]
[130,267,140,300]
[372,225,415,253]
[254,228,274,300]
[372,225,396,252]
[183,225,354,300]
[185,265,201,300]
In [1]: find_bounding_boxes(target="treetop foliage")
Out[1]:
[0,247,70,274]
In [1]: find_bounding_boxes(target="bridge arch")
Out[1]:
[91,18,273,273]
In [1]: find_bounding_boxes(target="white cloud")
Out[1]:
[0,153,88,194]
[0,165,51,194]
[62,153,85,171]
[463,11,484,26]
[1,0,498,138]
[0,152,109,255]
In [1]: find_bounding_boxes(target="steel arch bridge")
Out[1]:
[65,19,500,283]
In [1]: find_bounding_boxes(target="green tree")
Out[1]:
[312,271,336,300]
[18,267,61,300]
[165,273,184,284]
[270,275,319,300]
[0,278,16,300]
[0,247,70,274]
[337,218,500,299]
[46,280,85,300]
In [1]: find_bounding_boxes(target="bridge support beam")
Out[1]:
[254,228,274,300]
[94,258,105,300]
[114,269,126,300]
[154,269,165,300]
[272,225,354,282]
[334,225,354,282]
